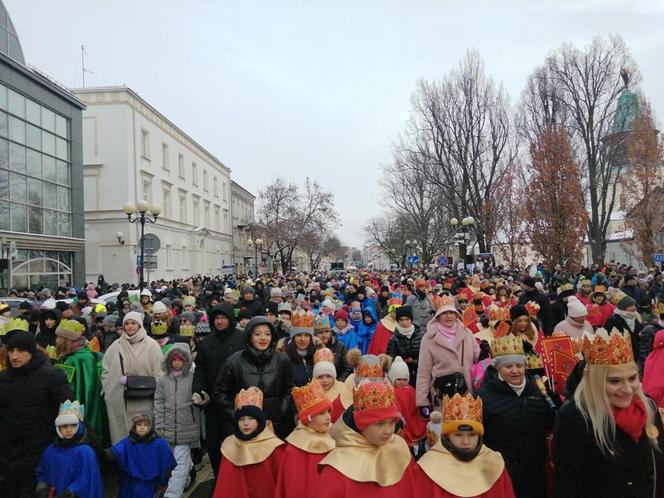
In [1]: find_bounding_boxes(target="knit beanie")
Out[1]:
[388,356,410,383]
[5,331,36,356]
[618,295,637,311]
[395,306,413,321]
[180,311,196,323]
[509,304,529,321]
[566,297,588,318]
[123,311,144,326]
[313,360,337,379]
[334,309,349,323]
[153,301,169,315]
[102,313,118,329]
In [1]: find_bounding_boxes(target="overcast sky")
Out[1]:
[6,0,664,246]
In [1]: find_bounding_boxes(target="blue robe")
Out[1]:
[112,433,177,498]
[35,430,103,498]
[357,307,378,354]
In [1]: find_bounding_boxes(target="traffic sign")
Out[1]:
[436,255,449,267]
[140,233,161,254]
[408,255,419,265]
[653,254,664,263]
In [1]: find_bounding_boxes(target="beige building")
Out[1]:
[231,180,256,274]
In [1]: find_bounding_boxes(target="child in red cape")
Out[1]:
[314,381,416,498]
[275,380,335,498]
[389,356,426,450]
[212,387,284,498]
[313,348,353,423]
[413,393,515,497]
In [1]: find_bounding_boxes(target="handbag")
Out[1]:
[433,338,468,400]
[120,354,156,400]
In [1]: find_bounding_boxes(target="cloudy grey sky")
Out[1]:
[6,0,664,246]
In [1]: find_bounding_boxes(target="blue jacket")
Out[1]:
[357,307,378,354]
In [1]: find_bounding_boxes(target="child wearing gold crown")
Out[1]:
[212,386,285,498]
[313,347,353,423]
[275,380,335,498]
[413,393,515,498]
[315,381,415,497]
[35,400,104,498]
[553,328,664,497]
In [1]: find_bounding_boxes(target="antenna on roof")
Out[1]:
[81,45,96,87]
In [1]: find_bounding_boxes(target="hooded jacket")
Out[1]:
[192,303,245,396]
[153,343,201,445]
[36,308,62,348]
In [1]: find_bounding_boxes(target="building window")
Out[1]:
[203,170,208,191]
[11,250,73,290]
[223,181,227,201]
[179,191,187,223]
[141,129,150,159]
[178,153,184,178]
[192,196,200,225]
[204,201,210,228]
[142,179,152,203]
[223,209,229,233]
[162,186,171,218]
[213,176,219,197]
[162,142,169,171]
[214,205,220,231]
[192,162,198,185]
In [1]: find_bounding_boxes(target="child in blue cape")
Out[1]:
[35,400,104,498]
[356,307,378,354]
[109,413,176,498]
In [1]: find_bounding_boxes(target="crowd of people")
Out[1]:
[0,261,663,497]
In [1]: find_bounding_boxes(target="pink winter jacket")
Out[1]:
[416,319,480,406]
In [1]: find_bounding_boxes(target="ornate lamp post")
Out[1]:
[247,238,263,277]
[122,200,161,290]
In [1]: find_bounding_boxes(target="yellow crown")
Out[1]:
[353,381,396,412]
[313,347,335,364]
[4,317,29,334]
[488,305,511,322]
[442,393,484,435]
[151,320,168,336]
[291,311,315,328]
[582,328,634,365]
[234,387,264,410]
[526,353,544,370]
[593,285,607,294]
[356,355,385,379]
[492,334,525,357]
[291,380,331,421]
[525,301,540,316]
[558,283,574,294]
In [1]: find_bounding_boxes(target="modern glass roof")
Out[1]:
[0,1,24,64]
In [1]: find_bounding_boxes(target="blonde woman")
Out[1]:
[553,328,664,498]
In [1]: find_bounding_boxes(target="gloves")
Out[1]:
[192,391,210,406]
[418,406,431,420]
[120,375,127,385]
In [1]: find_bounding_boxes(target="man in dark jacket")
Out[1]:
[192,303,245,479]
[235,287,264,317]
[519,276,554,335]
[386,306,423,387]
[604,293,644,362]
[0,331,73,498]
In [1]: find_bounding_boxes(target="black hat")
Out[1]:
[264,302,279,317]
[238,307,252,320]
[395,306,414,321]
[55,301,70,312]
[510,304,529,321]
[18,301,33,311]
[5,331,37,356]
[76,291,88,301]
[521,276,536,288]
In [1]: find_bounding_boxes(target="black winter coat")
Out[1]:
[553,399,664,498]
[214,346,294,439]
[603,313,644,358]
[638,322,663,371]
[327,334,352,380]
[0,354,73,480]
[386,325,424,387]
[478,366,557,498]
[235,298,264,317]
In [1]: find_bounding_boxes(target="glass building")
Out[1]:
[0,1,85,292]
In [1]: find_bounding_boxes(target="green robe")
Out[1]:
[57,347,110,446]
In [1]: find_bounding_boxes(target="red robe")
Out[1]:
[331,396,345,423]
[412,465,515,497]
[314,461,417,498]
[212,445,284,498]
[275,443,330,498]
[394,385,426,447]
[367,322,393,355]
[586,302,614,329]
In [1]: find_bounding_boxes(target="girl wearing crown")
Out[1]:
[285,311,316,387]
[212,386,285,498]
[35,400,104,498]
[413,393,515,497]
[312,347,353,423]
[315,381,416,497]
[275,380,335,498]
[553,328,664,498]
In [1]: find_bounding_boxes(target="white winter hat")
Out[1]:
[313,360,337,379]
[123,311,144,326]
[321,299,335,311]
[153,301,169,314]
[567,297,588,319]
[388,356,410,383]
[140,289,152,297]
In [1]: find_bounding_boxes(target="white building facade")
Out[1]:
[74,86,234,284]
[230,180,255,274]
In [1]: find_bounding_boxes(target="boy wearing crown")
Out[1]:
[414,393,515,497]
[35,400,104,498]
[315,381,415,497]
[275,380,335,498]
[313,347,353,422]
[212,386,285,498]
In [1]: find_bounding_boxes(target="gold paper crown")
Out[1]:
[179,324,195,337]
[558,283,574,294]
[313,347,335,364]
[234,387,264,410]
[593,285,607,294]
[182,296,196,306]
[291,380,330,418]
[291,311,315,328]
[492,334,525,357]
[488,305,511,322]
[353,381,396,412]
[442,393,484,435]
[525,301,540,316]
[151,320,168,336]
[4,317,29,334]
[313,315,331,331]
[58,319,85,335]
[582,328,634,365]
[526,353,544,370]
[609,290,627,306]
[356,355,386,379]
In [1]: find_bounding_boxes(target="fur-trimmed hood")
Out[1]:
[162,342,193,375]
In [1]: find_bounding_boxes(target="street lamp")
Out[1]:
[451,216,475,270]
[247,238,263,277]
[122,200,161,290]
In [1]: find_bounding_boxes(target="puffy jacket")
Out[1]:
[192,303,245,396]
[213,317,295,439]
[0,354,73,480]
[637,321,663,371]
[386,324,423,387]
[405,293,434,330]
[478,365,557,498]
[154,344,201,445]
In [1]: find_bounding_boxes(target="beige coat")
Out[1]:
[101,327,163,444]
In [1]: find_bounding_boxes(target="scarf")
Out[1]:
[612,395,647,443]
[117,327,148,374]
[395,324,415,339]
[333,325,354,336]
[435,322,457,346]
[614,308,640,331]
[498,373,526,396]
[565,317,584,329]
